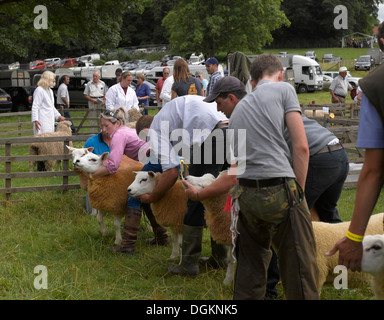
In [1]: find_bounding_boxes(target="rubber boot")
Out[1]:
[199,237,228,269]
[168,225,203,277]
[110,207,142,254]
[142,205,170,246]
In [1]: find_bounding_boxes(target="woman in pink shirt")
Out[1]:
[90,108,163,254]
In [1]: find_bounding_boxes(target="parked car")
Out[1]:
[45,57,61,69]
[322,53,342,63]
[323,71,361,88]
[354,55,375,71]
[305,51,317,60]
[56,58,78,68]
[3,86,33,111]
[0,88,13,112]
[29,60,46,70]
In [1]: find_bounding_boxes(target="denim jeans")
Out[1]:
[305,148,349,223]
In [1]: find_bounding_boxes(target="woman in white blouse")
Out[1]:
[32,71,64,135]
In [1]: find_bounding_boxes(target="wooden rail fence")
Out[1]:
[0,135,92,205]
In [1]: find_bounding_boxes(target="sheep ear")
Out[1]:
[100,152,109,162]
[67,145,75,151]
[133,171,139,175]
[86,147,94,153]
[148,171,155,178]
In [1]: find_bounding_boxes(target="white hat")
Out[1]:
[339,66,348,72]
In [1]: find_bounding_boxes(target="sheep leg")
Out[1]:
[113,216,122,245]
[169,228,181,261]
[96,211,109,237]
[223,245,235,286]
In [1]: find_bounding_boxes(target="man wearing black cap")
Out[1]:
[204,57,222,96]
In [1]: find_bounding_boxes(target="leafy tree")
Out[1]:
[162,0,290,57]
[0,0,151,62]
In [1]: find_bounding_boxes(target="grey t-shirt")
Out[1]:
[229,80,301,180]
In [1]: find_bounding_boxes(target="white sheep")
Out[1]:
[184,173,235,286]
[314,213,384,291]
[126,108,143,129]
[128,171,186,261]
[29,120,73,172]
[183,173,384,290]
[362,234,384,300]
[68,146,144,245]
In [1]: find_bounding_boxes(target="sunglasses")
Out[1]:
[103,110,120,120]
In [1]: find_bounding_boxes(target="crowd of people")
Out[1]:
[30,21,384,300]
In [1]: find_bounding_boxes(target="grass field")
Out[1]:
[0,48,383,301]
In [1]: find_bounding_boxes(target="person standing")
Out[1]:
[159,74,174,107]
[57,75,75,132]
[155,68,170,109]
[327,21,384,272]
[171,59,203,99]
[228,55,319,300]
[32,70,64,135]
[195,71,208,96]
[135,73,151,115]
[204,57,222,97]
[105,71,139,119]
[141,95,229,277]
[84,71,107,133]
[329,67,352,103]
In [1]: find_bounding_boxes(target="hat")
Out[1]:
[339,66,348,73]
[204,76,245,103]
[203,57,219,65]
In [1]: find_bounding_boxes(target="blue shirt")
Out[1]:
[135,82,151,107]
[84,132,110,155]
[356,93,384,149]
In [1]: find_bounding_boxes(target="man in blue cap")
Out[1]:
[204,57,222,96]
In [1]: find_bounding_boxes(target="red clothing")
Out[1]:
[155,77,166,101]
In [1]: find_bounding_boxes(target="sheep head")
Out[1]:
[67,146,109,173]
[184,173,217,189]
[127,171,158,198]
[362,234,384,276]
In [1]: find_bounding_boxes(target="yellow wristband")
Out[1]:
[89,175,95,181]
[346,230,364,243]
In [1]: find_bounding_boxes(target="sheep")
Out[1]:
[128,171,187,261]
[184,173,235,286]
[68,146,144,245]
[126,108,143,129]
[29,120,73,172]
[362,234,384,300]
[183,173,384,290]
[314,212,384,291]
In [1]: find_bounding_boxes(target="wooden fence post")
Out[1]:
[5,142,11,203]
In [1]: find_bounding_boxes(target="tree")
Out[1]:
[0,0,151,62]
[162,0,290,57]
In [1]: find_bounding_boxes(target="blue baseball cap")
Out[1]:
[203,57,219,65]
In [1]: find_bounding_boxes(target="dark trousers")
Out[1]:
[183,128,229,226]
[305,148,349,223]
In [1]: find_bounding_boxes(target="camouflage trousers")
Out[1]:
[232,178,319,300]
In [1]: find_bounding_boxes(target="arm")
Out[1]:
[285,111,309,190]
[327,148,384,271]
[140,167,179,203]
[183,164,238,201]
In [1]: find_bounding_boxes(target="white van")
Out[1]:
[79,53,101,63]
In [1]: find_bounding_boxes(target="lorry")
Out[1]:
[227,52,323,94]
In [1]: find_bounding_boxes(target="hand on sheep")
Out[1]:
[182,180,200,201]
[140,193,153,204]
[326,236,363,272]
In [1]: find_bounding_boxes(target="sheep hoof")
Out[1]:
[168,255,180,262]
[223,278,233,286]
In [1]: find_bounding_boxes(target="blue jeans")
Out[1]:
[305,148,349,223]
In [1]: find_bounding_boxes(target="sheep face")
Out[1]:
[362,234,384,275]
[67,146,109,173]
[128,171,157,198]
[184,173,216,189]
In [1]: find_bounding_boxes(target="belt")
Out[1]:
[90,96,104,98]
[335,94,346,98]
[238,177,289,188]
[214,121,229,130]
[315,142,343,155]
